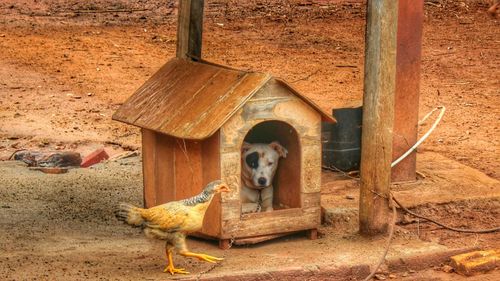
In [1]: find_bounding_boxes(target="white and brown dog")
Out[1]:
[241,141,288,213]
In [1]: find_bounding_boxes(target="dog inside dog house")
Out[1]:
[112,57,335,248]
[242,120,301,212]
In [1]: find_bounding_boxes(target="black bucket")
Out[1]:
[322,106,362,171]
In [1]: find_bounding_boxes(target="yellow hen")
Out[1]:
[115,180,230,274]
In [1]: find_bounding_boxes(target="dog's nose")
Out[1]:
[258,177,267,186]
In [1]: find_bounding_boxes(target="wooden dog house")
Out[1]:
[113,58,334,248]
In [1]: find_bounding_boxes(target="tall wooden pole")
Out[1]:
[359,0,398,235]
[392,0,423,182]
[176,0,204,60]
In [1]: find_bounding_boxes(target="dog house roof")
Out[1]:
[113,58,334,140]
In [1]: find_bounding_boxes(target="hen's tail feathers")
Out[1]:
[115,203,145,227]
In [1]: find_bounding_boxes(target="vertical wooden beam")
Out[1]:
[306,229,318,240]
[219,239,231,250]
[155,134,175,204]
[141,129,176,208]
[176,0,204,60]
[359,0,398,235]
[392,0,423,182]
[142,129,157,208]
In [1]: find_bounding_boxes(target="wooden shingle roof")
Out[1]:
[113,58,334,140]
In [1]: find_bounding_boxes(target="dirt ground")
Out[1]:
[0,0,499,280]
[0,157,498,281]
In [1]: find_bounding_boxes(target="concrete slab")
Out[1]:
[321,152,500,225]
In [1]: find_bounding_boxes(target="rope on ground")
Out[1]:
[321,164,360,180]
[357,105,498,280]
[195,238,234,280]
[390,105,500,233]
[195,259,224,281]
[361,194,499,281]
[362,193,397,281]
[392,195,500,234]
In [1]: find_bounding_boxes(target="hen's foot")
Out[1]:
[163,265,189,275]
[181,252,224,263]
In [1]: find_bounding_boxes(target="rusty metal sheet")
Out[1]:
[113,58,333,140]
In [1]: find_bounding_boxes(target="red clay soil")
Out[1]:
[0,0,499,280]
[0,0,498,179]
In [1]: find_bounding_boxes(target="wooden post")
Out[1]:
[392,0,424,182]
[176,0,204,60]
[359,0,398,235]
[219,239,231,250]
[306,229,318,240]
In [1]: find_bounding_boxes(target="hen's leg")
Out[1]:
[163,243,189,275]
[174,233,224,264]
[179,251,224,263]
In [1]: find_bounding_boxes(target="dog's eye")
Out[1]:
[246,152,259,169]
[268,162,273,166]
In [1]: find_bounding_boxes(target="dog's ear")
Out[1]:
[269,141,288,158]
[241,142,252,155]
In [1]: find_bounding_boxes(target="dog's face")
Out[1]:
[241,141,288,189]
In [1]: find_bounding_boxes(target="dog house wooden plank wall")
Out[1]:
[113,58,335,248]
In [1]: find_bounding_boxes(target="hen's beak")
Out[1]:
[215,184,230,193]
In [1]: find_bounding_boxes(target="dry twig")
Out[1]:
[363,194,397,281]
[72,9,148,14]
[290,69,320,83]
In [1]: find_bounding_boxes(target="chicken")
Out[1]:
[115,180,230,275]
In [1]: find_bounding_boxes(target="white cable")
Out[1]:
[391,106,446,168]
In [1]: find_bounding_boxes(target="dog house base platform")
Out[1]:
[218,229,318,249]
